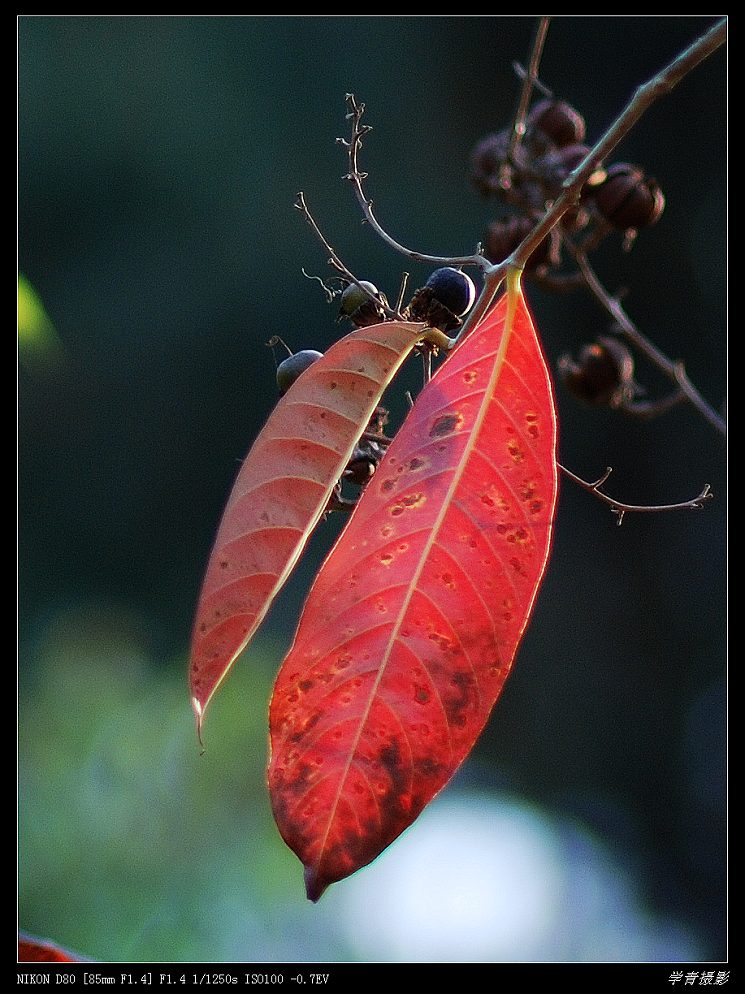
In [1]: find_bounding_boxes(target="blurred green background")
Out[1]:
[19,16,726,963]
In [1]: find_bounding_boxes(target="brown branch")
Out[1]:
[459,18,726,342]
[559,463,713,526]
[575,251,726,437]
[501,17,726,278]
[340,94,490,274]
[500,17,551,189]
[618,388,687,421]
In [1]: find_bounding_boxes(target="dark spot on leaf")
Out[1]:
[413,684,430,704]
[510,556,527,576]
[430,413,462,437]
[382,479,395,492]
[298,679,314,693]
[507,440,524,463]
[417,756,442,778]
[409,457,425,470]
[530,499,545,514]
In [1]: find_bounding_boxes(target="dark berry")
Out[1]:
[558,337,635,408]
[339,281,379,316]
[484,215,559,271]
[591,163,665,231]
[406,268,477,332]
[423,268,476,317]
[527,99,586,150]
[344,439,386,487]
[276,349,324,395]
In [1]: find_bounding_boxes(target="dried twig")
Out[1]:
[500,16,551,190]
[340,94,489,275]
[294,191,401,319]
[559,463,713,526]
[574,251,726,437]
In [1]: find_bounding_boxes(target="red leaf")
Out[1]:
[18,931,82,962]
[189,321,426,732]
[268,286,558,900]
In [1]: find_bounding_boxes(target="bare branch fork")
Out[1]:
[501,16,552,190]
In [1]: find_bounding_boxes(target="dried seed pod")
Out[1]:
[469,129,512,195]
[591,163,665,231]
[558,336,636,408]
[527,99,587,150]
[484,215,560,271]
[533,143,592,197]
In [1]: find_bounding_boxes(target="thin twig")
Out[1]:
[512,61,554,99]
[619,389,687,420]
[339,18,726,351]
[501,17,551,188]
[575,251,726,437]
[559,463,713,526]
[340,94,490,274]
[294,191,402,319]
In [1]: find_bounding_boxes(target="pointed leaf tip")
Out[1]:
[192,696,205,746]
[304,864,328,903]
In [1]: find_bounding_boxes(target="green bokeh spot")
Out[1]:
[18,273,64,369]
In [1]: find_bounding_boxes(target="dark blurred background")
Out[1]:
[19,16,726,963]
